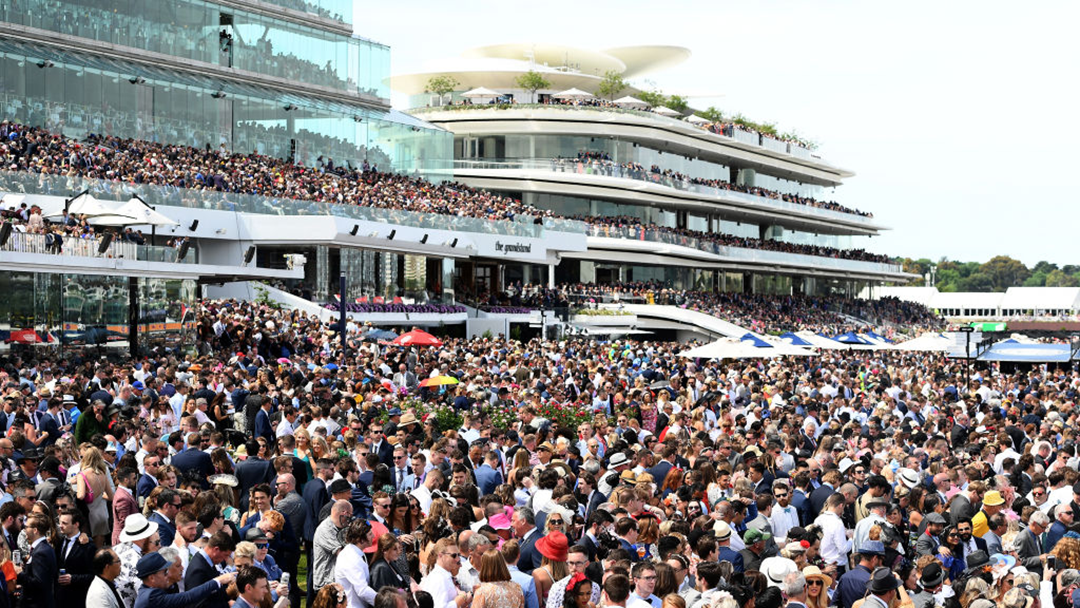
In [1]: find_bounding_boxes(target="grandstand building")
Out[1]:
[395,44,911,296]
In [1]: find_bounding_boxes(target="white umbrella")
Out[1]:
[461,87,501,100]
[760,336,816,356]
[685,114,711,124]
[652,106,680,117]
[613,95,648,109]
[891,333,950,352]
[46,193,128,218]
[553,88,595,100]
[794,331,849,350]
[680,338,784,360]
[89,198,180,227]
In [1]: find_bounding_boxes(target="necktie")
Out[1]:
[397,468,404,491]
[61,538,69,561]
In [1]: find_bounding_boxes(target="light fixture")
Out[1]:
[211,91,226,99]
[188,219,199,231]
[128,76,146,84]
[36,60,54,69]
[387,230,396,240]
[450,238,458,248]
[283,104,296,111]
[420,234,428,244]
[352,116,363,123]
[243,246,256,264]
[349,225,359,236]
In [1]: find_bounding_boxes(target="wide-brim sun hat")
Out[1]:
[119,514,159,543]
[536,531,569,562]
[803,565,833,589]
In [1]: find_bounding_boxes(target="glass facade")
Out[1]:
[0,0,384,97]
[258,0,351,24]
[456,133,827,199]
[0,271,196,356]
[0,42,449,174]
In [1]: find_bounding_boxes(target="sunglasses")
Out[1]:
[549,519,564,525]
[808,581,824,587]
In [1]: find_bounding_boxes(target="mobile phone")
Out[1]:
[1048,555,1057,569]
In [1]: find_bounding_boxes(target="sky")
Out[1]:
[356,0,1080,266]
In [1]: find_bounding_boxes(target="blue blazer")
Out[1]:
[518,529,542,574]
[148,511,176,547]
[17,540,56,608]
[136,473,158,502]
[254,409,274,443]
[301,478,328,541]
[183,552,230,608]
[170,448,214,490]
[473,464,502,497]
[717,546,745,573]
[134,578,223,608]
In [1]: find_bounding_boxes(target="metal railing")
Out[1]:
[0,230,195,263]
[454,159,875,225]
[587,225,903,274]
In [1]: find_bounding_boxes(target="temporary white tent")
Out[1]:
[652,106,680,117]
[461,87,501,100]
[891,333,950,352]
[553,88,594,100]
[681,338,783,359]
[613,95,648,109]
[794,331,855,350]
[685,114,711,124]
[46,193,132,219]
[760,336,817,356]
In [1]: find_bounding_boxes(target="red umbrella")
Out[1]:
[392,329,443,347]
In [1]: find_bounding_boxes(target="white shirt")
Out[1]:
[335,544,378,608]
[420,563,459,608]
[814,510,851,566]
[276,417,295,438]
[769,503,800,544]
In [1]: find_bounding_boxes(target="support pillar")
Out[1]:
[128,277,139,358]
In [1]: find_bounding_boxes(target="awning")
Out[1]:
[978,342,1072,363]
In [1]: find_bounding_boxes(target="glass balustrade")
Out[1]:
[0,230,195,263]
[453,159,875,225]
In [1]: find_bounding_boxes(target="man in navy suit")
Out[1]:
[147,489,180,547]
[390,447,415,494]
[37,398,63,448]
[56,510,95,606]
[614,517,641,561]
[809,470,840,520]
[18,513,57,608]
[134,551,235,608]
[235,441,274,512]
[512,507,542,573]
[647,445,678,488]
[474,451,503,497]
[713,521,746,573]
[183,531,236,608]
[302,459,333,608]
[253,399,274,445]
[579,472,605,521]
[170,433,214,490]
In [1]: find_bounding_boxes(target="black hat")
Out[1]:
[328,479,352,495]
[966,550,990,570]
[868,568,900,594]
[16,447,41,463]
[135,552,172,579]
[920,563,945,588]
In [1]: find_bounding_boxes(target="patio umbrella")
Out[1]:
[685,114,711,124]
[778,332,814,347]
[652,106,680,117]
[679,338,783,360]
[47,193,134,219]
[553,88,594,100]
[613,95,648,109]
[363,328,398,341]
[393,329,443,347]
[419,375,459,388]
[462,87,501,100]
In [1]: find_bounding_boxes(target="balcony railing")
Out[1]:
[453,159,875,225]
[587,225,903,275]
[414,104,825,164]
[0,231,195,263]
[0,170,587,238]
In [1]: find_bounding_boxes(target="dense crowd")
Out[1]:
[585,217,894,265]
[0,122,891,266]
[0,298,1070,608]
[554,154,872,218]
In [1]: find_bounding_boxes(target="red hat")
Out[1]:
[536,531,568,562]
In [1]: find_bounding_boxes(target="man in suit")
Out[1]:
[983,513,1007,556]
[647,445,678,488]
[512,507,542,573]
[713,522,745,573]
[368,421,394,468]
[18,513,57,608]
[1045,504,1074,552]
[614,517,641,562]
[915,513,947,557]
[112,467,140,546]
[955,519,988,568]
[474,451,503,497]
[232,566,270,608]
[147,488,180,547]
[56,510,95,606]
[1015,510,1049,575]
[134,552,235,608]
[170,433,214,490]
[183,531,236,608]
[37,398,63,448]
[136,457,161,506]
[578,472,604,521]
[302,459,333,608]
[391,447,416,494]
[253,399,274,445]
[235,441,274,512]
[809,470,840,520]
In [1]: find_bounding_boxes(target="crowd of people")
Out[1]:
[0,297,1068,608]
[553,154,872,218]
[585,217,894,265]
[0,121,894,266]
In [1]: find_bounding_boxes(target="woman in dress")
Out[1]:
[75,446,112,546]
[472,549,524,608]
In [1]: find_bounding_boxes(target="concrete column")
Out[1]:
[548,264,555,288]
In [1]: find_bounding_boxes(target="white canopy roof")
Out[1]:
[680,338,783,359]
[613,95,648,108]
[45,193,128,218]
[90,198,180,227]
[652,106,680,116]
[461,86,501,99]
[891,333,949,352]
[685,114,710,124]
[553,88,594,99]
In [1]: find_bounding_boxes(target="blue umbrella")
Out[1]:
[865,331,893,344]
[740,333,773,348]
[833,331,871,345]
[364,329,398,341]
[779,332,813,347]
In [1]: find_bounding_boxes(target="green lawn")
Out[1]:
[297,553,309,608]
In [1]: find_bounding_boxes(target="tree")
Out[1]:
[423,75,459,106]
[514,70,551,103]
[667,94,689,113]
[979,255,1030,291]
[596,70,627,101]
[1046,269,1079,287]
[699,106,725,123]
[637,89,667,108]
